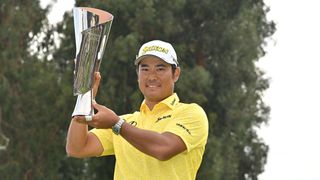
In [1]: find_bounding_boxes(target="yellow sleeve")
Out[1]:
[165,104,209,152]
[89,113,135,156]
[90,128,114,156]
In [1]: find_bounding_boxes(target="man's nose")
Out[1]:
[147,69,158,80]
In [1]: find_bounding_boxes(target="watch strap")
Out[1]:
[112,118,125,135]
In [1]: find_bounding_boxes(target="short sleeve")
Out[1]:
[90,128,114,156]
[165,104,208,152]
[89,113,135,156]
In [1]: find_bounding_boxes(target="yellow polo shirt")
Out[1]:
[91,93,208,180]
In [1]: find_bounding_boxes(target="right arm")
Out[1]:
[66,118,103,158]
[66,72,103,158]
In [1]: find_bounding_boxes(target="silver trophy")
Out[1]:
[72,7,113,118]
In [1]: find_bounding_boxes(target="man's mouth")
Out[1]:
[146,84,160,88]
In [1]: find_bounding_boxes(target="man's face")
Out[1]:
[137,56,180,104]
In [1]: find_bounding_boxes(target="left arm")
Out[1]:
[120,122,186,161]
[74,102,186,161]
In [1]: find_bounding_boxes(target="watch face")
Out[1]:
[112,126,119,135]
[112,118,125,135]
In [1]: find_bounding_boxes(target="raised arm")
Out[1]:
[66,72,104,158]
[66,119,103,158]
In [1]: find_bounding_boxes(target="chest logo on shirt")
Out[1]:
[155,115,172,123]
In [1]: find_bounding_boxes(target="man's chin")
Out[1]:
[145,92,160,98]
[144,93,164,101]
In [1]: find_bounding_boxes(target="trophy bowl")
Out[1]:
[72,7,113,117]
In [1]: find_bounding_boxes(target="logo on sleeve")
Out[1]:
[176,123,191,135]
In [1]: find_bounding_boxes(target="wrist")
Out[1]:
[112,118,126,135]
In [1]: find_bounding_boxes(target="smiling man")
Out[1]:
[66,40,209,180]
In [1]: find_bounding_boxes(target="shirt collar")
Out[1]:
[140,93,180,111]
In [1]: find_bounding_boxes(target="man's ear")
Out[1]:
[173,67,181,82]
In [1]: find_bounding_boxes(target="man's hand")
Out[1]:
[92,72,101,99]
[73,101,119,129]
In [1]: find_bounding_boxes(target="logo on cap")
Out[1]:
[141,45,169,55]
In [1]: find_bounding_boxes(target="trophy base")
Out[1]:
[72,90,94,117]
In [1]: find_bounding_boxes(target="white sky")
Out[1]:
[41,0,320,179]
[40,0,75,24]
[258,0,320,179]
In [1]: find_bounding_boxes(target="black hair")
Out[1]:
[171,64,177,74]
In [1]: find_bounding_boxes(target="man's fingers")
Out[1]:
[93,72,101,98]
[92,101,104,111]
[93,72,101,87]
[95,72,101,81]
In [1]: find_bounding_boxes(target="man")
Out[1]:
[66,40,208,179]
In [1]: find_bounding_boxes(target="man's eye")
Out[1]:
[157,67,165,71]
[141,68,148,71]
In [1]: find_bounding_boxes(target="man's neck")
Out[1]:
[144,93,174,111]
[145,100,158,111]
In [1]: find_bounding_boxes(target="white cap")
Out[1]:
[135,40,178,66]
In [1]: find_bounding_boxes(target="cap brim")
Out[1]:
[134,54,177,66]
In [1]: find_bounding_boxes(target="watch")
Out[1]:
[112,118,126,135]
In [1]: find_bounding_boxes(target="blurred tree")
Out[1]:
[0,0,74,179]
